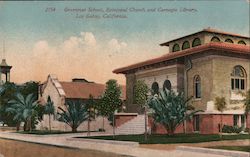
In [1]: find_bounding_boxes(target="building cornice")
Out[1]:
[113,42,250,74]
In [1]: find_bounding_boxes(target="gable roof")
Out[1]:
[60,82,105,99]
[40,75,126,101]
[113,42,250,74]
[60,82,126,100]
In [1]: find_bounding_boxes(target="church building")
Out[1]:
[113,28,250,134]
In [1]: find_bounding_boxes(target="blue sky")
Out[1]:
[0,1,249,84]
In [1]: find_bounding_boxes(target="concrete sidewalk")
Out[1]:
[0,132,239,157]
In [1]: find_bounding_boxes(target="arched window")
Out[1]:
[211,36,220,42]
[192,38,201,47]
[194,75,201,98]
[182,41,190,50]
[238,40,246,45]
[163,80,171,91]
[172,44,180,52]
[151,82,159,95]
[225,39,234,43]
[231,65,246,90]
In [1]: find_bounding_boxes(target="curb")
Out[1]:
[176,146,250,157]
[67,137,139,147]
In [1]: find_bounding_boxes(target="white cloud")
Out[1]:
[11,31,165,85]
[80,32,96,46]
[108,38,127,52]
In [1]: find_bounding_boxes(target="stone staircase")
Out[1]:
[114,115,149,135]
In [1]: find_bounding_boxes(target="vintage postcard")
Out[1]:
[0,1,249,157]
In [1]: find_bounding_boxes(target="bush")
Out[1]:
[244,128,249,133]
[222,125,244,133]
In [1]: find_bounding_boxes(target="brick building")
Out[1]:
[113,28,250,134]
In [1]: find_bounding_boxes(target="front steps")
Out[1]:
[114,115,149,135]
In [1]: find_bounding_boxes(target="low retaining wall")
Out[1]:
[115,113,138,127]
[0,126,17,131]
[177,146,250,157]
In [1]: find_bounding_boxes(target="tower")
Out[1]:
[0,59,12,84]
[0,40,12,85]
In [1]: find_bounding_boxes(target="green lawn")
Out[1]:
[77,134,250,144]
[17,130,100,135]
[208,146,250,152]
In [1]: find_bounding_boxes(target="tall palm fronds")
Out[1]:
[148,89,201,135]
[7,93,39,131]
[57,100,88,133]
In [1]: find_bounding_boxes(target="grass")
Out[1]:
[17,130,100,135]
[77,134,250,144]
[208,146,250,152]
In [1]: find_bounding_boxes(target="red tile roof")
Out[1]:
[113,42,250,74]
[160,28,250,46]
[60,82,126,100]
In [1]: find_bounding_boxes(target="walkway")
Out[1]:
[0,131,245,157]
[141,139,250,150]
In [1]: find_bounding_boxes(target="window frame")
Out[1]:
[151,82,159,96]
[225,38,234,43]
[211,36,221,42]
[172,44,180,52]
[231,65,246,91]
[238,40,246,45]
[194,75,201,99]
[182,41,190,50]
[192,38,201,47]
[163,80,172,91]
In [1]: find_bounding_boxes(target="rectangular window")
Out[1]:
[235,79,239,89]
[195,83,201,98]
[233,115,239,126]
[240,79,245,90]
[231,79,234,90]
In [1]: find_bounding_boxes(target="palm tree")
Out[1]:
[215,96,226,137]
[57,100,88,133]
[148,89,201,135]
[44,96,55,132]
[7,93,39,132]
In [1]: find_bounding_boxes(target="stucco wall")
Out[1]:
[187,55,213,111]
[211,55,250,110]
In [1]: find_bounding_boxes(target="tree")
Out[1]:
[7,93,39,132]
[96,79,122,137]
[243,90,250,114]
[0,81,39,127]
[44,96,55,132]
[148,89,201,135]
[57,100,88,133]
[215,96,226,137]
[0,82,19,127]
[134,80,149,140]
[86,95,96,136]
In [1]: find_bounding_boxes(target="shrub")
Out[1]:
[222,125,244,133]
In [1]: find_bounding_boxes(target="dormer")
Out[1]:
[160,28,250,53]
